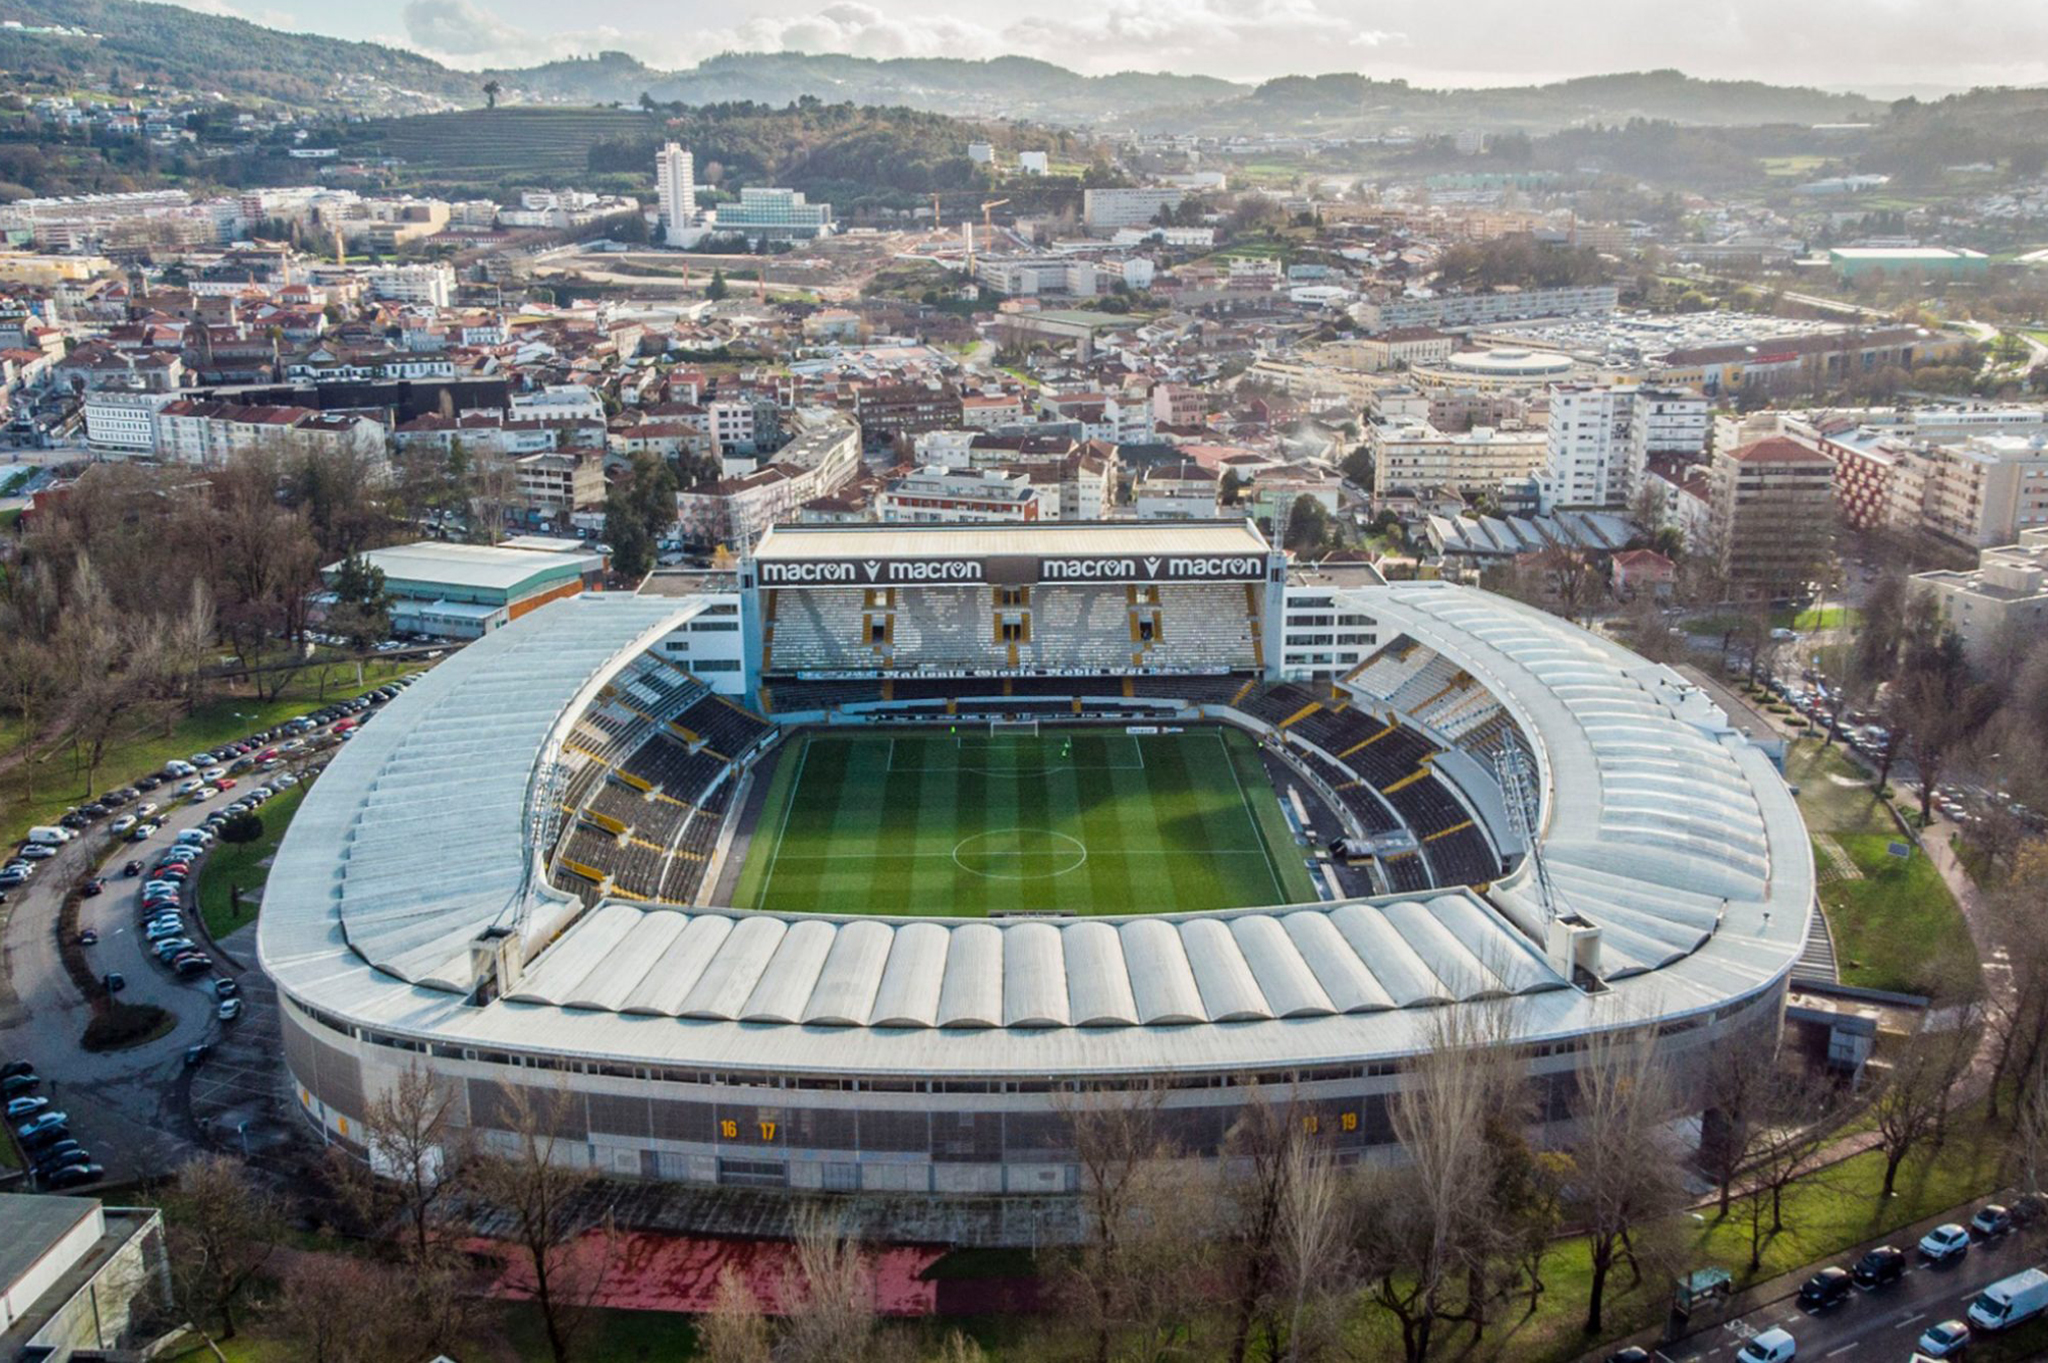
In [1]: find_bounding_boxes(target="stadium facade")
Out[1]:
[261,521,1810,1215]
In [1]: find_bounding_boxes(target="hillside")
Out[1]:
[0,0,473,109]
[1142,68,1888,134]
[340,108,661,185]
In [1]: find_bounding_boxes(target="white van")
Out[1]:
[24,826,72,846]
[1968,1267,2048,1331]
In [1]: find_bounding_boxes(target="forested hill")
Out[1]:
[0,0,474,108]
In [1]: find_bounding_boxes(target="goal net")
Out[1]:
[989,717,1040,736]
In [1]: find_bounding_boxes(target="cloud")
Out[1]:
[736,2,1002,61]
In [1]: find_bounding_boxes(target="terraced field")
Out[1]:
[350,107,658,181]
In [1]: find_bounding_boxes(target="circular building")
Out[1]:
[260,531,1810,1226]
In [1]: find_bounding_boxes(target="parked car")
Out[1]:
[183,1044,211,1068]
[212,978,239,999]
[1734,1326,1795,1363]
[5,1096,47,1119]
[1,1073,37,1097]
[1971,1204,2013,1238]
[17,1111,67,1137]
[121,860,143,877]
[1917,1319,1971,1357]
[1797,1266,1852,1310]
[108,815,136,835]
[103,972,124,993]
[81,877,103,897]
[0,1061,33,1081]
[217,997,243,1022]
[1920,1223,1971,1264]
[16,844,53,861]
[76,929,97,946]
[20,1124,70,1151]
[173,955,212,976]
[41,1163,104,1189]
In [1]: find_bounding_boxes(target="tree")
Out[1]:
[482,79,502,110]
[1873,1021,1977,1198]
[1891,622,1996,825]
[217,811,263,845]
[352,1063,470,1265]
[706,268,730,301]
[469,1082,607,1363]
[1566,1029,1683,1335]
[326,551,394,651]
[1282,494,1333,555]
[1985,846,2048,1121]
[159,1153,285,1342]
[698,1264,770,1363]
[1279,1129,1349,1363]
[604,452,680,579]
[778,1206,878,1363]
[272,1254,456,1363]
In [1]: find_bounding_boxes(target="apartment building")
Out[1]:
[363,263,454,308]
[712,187,833,242]
[1081,188,1185,231]
[1134,461,1221,520]
[1910,528,2048,665]
[1543,384,1632,509]
[672,412,860,548]
[1354,284,1619,334]
[82,388,175,453]
[1708,436,1837,599]
[1371,420,1548,497]
[878,465,1047,523]
[512,448,606,519]
[153,400,385,468]
[1801,416,2048,550]
[854,383,963,447]
[1623,388,1713,496]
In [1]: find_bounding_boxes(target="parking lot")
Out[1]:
[0,674,420,1190]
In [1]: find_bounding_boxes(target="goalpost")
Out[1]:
[989,717,1040,737]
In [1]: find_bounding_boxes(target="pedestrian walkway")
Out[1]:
[1792,906,1840,985]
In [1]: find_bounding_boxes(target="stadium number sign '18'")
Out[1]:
[756,555,1269,586]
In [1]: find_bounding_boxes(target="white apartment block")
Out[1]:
[1371,421,1548,497]
[655,142,698,246]
[878,466,1048,524]
[1355,284,1619,334]
[1081,188,1185,232]
[1543,384,1632,509]
[365,263,454,308]
[1623,388,1712,499]
[1911,528,2048,665]
[82,388,174,454]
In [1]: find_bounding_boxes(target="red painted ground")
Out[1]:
[469,1231,946,1316]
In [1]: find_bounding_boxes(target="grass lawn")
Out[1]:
[197,782,309,938]
[1780,604,1859,631]
[0,659,411,847]
[1342,1111,2011,1362]
[729,726,1318,916]
[1786,740,1978,996]
[1761,154,1828,177]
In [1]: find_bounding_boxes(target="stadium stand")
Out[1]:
[675,694,773,758]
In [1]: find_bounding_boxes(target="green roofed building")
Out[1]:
[1828,247,1990,281]
[327,540,606,639]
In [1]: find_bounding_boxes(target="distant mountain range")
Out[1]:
[0,0,1978,132]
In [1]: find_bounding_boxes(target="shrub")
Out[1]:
[217,812,264,845]
[82,1002,173,1052]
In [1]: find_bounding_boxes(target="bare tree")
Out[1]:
[468,1081,607,1363]
[777,1205,878,1363]
[1873,1021,1978,1198]
[353,1064,470,1264]
[1218,1089,1297,1363]
[697,1264,772,1363]
[2009,1068,2048,1203]
[1050,1084,1208,1363]
[1279,1129,1350,1363]
[1737,1071,1847,1269]
[158,1153,286,1342]
[1566,1028,1683,1336]
[271,1254,457,1363]
[1983,848,2048,1122]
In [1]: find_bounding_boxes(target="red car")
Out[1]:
[213,778,236,791]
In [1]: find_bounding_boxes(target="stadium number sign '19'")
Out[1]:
[756,555,1268,586]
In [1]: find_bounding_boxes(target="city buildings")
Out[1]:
[1371,420,1548,498]
[878,465,1047,523]
[655,142,699,247]
[1081,188,1185,231]
[329,540,605,638]
[1353,284,1618,334]
[712,187,834,243]
[0,1194,172,1357]
[1708,435,1837,599]
[1910,529,2048,665]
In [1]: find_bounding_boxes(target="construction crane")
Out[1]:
[755,268,767,303]
[967,198,1010,276]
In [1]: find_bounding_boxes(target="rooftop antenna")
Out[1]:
[1492,740,1557,925]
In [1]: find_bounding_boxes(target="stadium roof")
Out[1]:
[752,520,1271,561]
[258,580,1811,1081]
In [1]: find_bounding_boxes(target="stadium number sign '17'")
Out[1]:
[756,555,1269,586]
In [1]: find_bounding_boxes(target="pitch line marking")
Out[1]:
[757,732,812,910]
[951,828,1088,881]
[1214,728,1287,905]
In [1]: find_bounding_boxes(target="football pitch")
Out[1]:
[728,726,1320,917]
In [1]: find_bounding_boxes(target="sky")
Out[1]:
[189,0,2048,93]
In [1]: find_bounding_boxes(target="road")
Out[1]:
[1661,1227,2037,1362]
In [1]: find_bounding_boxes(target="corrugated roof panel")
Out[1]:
[1063,920,1139,1027]
[936,922,1002,1028]
[1383,899,1502,998]
[1180,918,1269,1021]
[621,914,735,1014]
[680,916,786,1019]
[1328,903,1444,1005]
[741,919,837,1023]
[1281,911,1396,1012]
[1120,918,1205,1024]
[565,911,689,1011]
[870,921,948,1027]
[1002,922,1070,1028]
[803,920,894,1026]
[1230,915,1333,1017]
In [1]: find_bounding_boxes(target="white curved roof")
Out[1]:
[258,583,1814,1080]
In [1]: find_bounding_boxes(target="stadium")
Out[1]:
[259,520,1811,1224]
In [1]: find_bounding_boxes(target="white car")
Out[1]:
[1735,1326,1795,1363]
[108,815,136,835]
[200,767,227,782]
[189,788,215,803]
[1919,1223,1970,1263]
[173,778,203,796]
[1917,1319,1970,1357]
[217,997,243,1022]
[274,773,299,787]
[134,802,158,818]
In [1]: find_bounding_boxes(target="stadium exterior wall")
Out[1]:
[279,973,1787,1218]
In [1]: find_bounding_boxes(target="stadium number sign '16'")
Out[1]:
[757,555,1269,586]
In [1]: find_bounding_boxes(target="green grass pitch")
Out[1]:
[728,725,1321,917]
